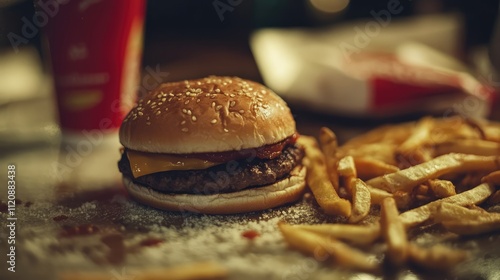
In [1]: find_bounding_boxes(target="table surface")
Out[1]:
[0,47,499,279]
[0,92,499,280]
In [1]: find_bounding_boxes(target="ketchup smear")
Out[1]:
[184,133,299,162]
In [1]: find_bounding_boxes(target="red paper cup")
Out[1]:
[40,0,146,133]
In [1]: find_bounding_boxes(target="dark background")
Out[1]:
[1,0,499,82]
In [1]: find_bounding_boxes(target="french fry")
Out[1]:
[299,136,351,217]
[395,117,434,167]
[366,153,500,193]
[353,157,399,180]
[58,262,228,280]
[483,122,500,142]
[399,183,496,228]
[414,185,429,196]
[342,143,398,166]
[433,202,485,221]
[319,127,340,193]
[393,191,412,210]
[408,244,468,270]
[278,223,379,272]
[348,179,371,224]
[368,185,393,205]
[482,170,500,186]
[380,198,408,265]
[338,155,357,195]
[434,203,500,235]
[434,139,500,156]
[426,179,456,198]
[295,223,380,245]
[337,156,357,178]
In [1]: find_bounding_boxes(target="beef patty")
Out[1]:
[118,144,304,194]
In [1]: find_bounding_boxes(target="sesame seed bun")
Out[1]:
[119,76,296,154]
[123,165,306,214]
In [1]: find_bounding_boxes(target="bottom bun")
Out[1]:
[123,165,306,214]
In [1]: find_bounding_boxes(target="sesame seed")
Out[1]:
[196,99,201,103]
[192,116,197,121]
[138,112,143,116]
[230,94,235,98]
[211,102,216,108]
[187,110,192,115]
[230,101,236,107]
[181,120,186,125]
[216,105,222,110]
[157,94,162,98]
[182,109,187,114]
[224,128,229,133]
[182,128,189,132]
[239,110,245,114]
[211,119,217,124]
[162,98,166,102]
[184,100,190,105]
[147,100,151,104]
[146,121,151,125]
[155,111,161,115]
[215,89,221,93]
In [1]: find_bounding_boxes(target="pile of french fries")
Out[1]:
[280,116,500,272]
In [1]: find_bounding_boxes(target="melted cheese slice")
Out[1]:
[127,150,219,178]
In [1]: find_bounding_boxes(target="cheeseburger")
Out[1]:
[118,76,305,214]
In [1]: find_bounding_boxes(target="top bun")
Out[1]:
[119,76,296,154]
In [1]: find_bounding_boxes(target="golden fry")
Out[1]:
[408,244,468,270]
[295,223,380,245]
[392,191,412,210]
[434,139,500,156]
[338,155,357,195]
[299,136,351,217]
[348,179,371,224]
[434,203,500,235]
[337,156,357,178]
[395,117,434,167]
[368,185,393,205]
[278,223,379,272]
[380,198,408,265]
[353,157,399,180]
[426,179,456,198]
[366,153,500,193]
[482,170,500,186]
[319,127,341,192]
[399,183,496,228]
